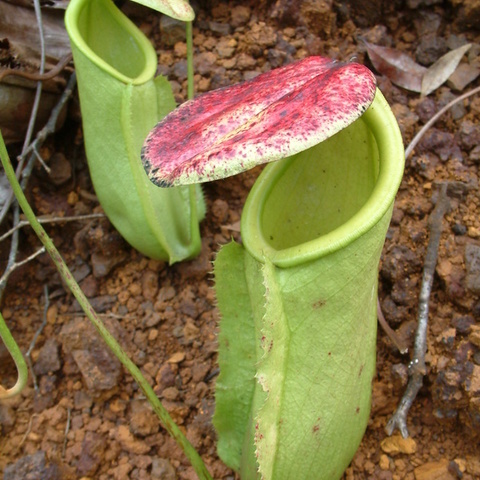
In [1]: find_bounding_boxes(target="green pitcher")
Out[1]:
[65,0,205,262]
[214,89,404,479]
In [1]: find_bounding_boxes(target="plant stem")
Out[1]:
[0,132,213,480]
[0,311,28,399]
[186,20,194,101]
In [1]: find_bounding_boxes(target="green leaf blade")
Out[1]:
[213,242,263,471]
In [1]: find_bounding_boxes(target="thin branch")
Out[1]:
[19,414,39,447]
[0,247,46,288]
[377,298,409,354]
[0,54,72,82]
[22,0,47,154]
[405,84,480,160]
[62,407,71,458]
[386,183,450,437]
[0,213,105,243]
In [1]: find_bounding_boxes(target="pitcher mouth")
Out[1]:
[65,0,157,85]
[240,89,405,268]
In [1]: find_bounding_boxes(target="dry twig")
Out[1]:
[386,183,450,437]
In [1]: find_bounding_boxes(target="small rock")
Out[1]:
[116,424,151,454]
[230,5,251,27]
[452,223,467,236]
[459,119,480,151]
[0,403,16,432]
[465,243,480,294]
[414,459,455,480]
[33,375,57,412]
[77,431,106,477]
[141,269,159,301]
[173,59,188,81]
[48,152,72,186]
[151,457,176,480]
[33,338,61,375]
[194,51,217,76]
[469,325,480,347]
[59,317,125,395]
[215,37,237,58]
[379,454,391,471]
[71,294,117,313]
[208,21,232,36]
[91,251,126,278]
[453,315,475,335]
[74,390,93,410]
[162,386,180,401]
[167,351,186,364]
[235,52,257,70]
[466,454,480,475]
[159,16,185,46]
[4,451,60,480]
[79,274,98,297]
[448,63,480,91]
[416,128,462,162]
[391,103,419,139]
[243,23,277,56]
[128,399,160,437]
[156,363,176,389]
[380,434,417,455]
[415,33,448,65]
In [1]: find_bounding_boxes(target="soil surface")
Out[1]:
[1,1,480,479]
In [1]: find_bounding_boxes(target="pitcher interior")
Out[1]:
[261,117,379,250]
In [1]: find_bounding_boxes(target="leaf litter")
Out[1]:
[364,40,473,96]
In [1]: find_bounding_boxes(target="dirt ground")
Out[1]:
[1,0,480,479]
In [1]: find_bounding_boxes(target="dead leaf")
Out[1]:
[363,40,427,93]
[421,44,472,96]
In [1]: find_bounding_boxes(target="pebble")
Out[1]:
[0,402,16,432]
[76,431,106,477]
[48,152,72,186]
[33,338,61,375]
[141,269,159,301]
[128,400,160,437]
[59,317,123,395]
[416,128,462,162]
[194,51,217,76]
[167,351,186,364]
[469,324,480,347]
[459,119,480,151]
[447,63,480,91]
[391,103,419,139]
[230,5,251,28]
[151,457,176,480]
[415,33,448,65]
[414,459,455,480]
[380,434,417,455]
[116,425,150,455]
[465,243,480,294]
[91,251,126,278]
[208,21,232,36]
[215,37,237,58]
[379,453,391,470]
[3,451,60,480]
[159,16,186,46]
